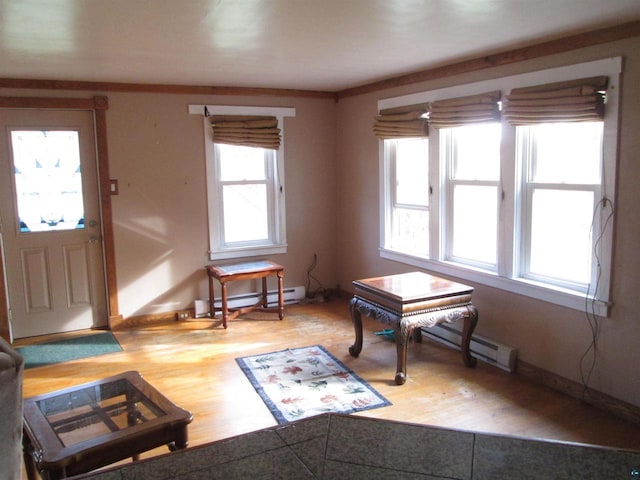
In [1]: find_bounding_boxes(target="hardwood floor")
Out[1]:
[16,298,640,477]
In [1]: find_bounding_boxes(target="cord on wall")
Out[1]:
[303,253,341,303]
[580,196,614,399]
[305,253,324,298]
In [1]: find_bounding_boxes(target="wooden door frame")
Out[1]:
[0,96,121,341]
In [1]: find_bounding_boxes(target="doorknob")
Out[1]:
[88,235,102,244]
[88,220,98,228]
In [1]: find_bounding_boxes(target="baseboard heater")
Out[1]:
[194,285,306,317]
[421,324,518,373]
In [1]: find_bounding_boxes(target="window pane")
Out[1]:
[395,138,429,206]
[218,144,266,181]
[11,130,85,233]
[222,184,268,243]
[391,208,429,256]
[529,189,593,284]
[529,122,602,184]
[451,124,501,181]
[452,185,497,265]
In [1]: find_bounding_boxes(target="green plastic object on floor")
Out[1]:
[374,329,395,341]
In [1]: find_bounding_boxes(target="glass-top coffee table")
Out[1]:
[22,370,193,479]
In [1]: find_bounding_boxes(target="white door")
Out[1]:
[0,109,107,338]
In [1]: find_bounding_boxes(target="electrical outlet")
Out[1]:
[175,310,190,321]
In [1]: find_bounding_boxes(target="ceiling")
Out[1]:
[1,0,640,93]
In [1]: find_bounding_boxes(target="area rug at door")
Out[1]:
[17,331,123,369]
[236,345,391,423]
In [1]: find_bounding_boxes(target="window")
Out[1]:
[382,138,429,257]
[517,122,604,291]
[379,58,620,316]
[191,105,295,260]
[215,144,277,247]
[10,130,85,232]
[441,124,501,269]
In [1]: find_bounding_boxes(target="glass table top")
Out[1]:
[36,378,166,447]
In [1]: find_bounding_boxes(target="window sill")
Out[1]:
[210,244,287,261]
[380,248,611,317]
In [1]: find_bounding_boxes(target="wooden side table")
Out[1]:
[22,371,193,480]
[205,260,285,329]
[348,272,478,385]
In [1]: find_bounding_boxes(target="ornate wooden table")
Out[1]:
[349,272,478,385]
[206,260,285,329]
[22,371,193,480]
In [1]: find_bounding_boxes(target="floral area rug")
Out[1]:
[236,345,391,423]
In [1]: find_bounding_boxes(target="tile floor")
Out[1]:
[76,413,640,479]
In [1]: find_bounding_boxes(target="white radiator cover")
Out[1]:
[194,285,306,317]
[421,323,518,373]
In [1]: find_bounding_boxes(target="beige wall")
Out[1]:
[0,88,339,319]
[106,92,339,317]
[103,92,338,317]
[1,35,638,410]
[335,37,640,408]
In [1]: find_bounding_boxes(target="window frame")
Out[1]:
[516,123,604,292]
[213,143,276,249]
[190,104,296,261]
[378,58,621,317]
[440,125,502,271]
[381,138,430,258]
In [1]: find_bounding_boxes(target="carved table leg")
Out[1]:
[348,298,363,358]
[461,304,478,368]
[394,323,410,385]
[413,327,423,343]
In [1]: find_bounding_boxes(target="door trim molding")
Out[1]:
[0,96,121,340]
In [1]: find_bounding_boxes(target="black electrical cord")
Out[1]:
[580,196,614,399]
[306,253,325,298]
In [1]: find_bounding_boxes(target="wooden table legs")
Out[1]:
[206,262,285,329]
[349,296,478,385]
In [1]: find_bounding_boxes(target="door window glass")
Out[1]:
[10,130,85,232]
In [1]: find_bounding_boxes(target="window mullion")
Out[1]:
[381,140,395,251]
[389,141,399,208]
[498,123,515,278]
[264,149,276,242]
[214,145,226,249]
[429,128,441,261]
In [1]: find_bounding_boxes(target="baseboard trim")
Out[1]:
[517,360,640,426]
[108,314,125,330]
[111,310,189,330]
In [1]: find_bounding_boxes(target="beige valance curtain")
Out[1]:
[373,103,429,139]
[209,115,281,150]
[503,76,608,125]
[429,91,501,129]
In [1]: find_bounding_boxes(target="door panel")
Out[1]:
[0,109,107,338]
[21,247,52,312]
[64,243,92,306]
